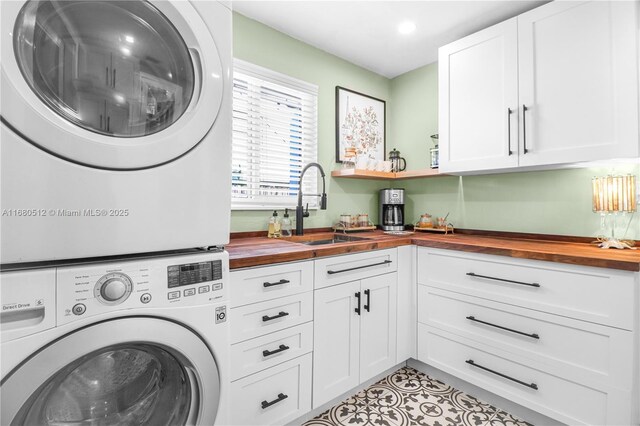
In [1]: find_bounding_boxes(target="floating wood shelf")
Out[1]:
[331,168,445,180]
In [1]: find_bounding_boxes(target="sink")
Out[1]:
[295,234,369,246]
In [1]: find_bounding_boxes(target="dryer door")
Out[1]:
[0,0,224,170]
[0,317,220,426]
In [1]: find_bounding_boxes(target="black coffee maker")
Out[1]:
[379,188,405,231]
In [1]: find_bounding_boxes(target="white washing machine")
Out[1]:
[0,251,230,425]
[0,0,232,264]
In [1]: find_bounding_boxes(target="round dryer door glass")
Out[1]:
[14,0,195,137]
[13,344,191,425]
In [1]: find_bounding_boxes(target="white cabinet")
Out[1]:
[313,272,397,408]
[229,261,313,426]
[439,0,639,174]
[517,1,639,166]
[439,18,519,173]
[416,247,637,425]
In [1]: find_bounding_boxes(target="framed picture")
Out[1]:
[335,86,386,163]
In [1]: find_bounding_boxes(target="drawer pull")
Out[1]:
[263,279,290,288]
[355,291,361,315]
[261,393,288,409]
[364,289,370,312]
[466,359,538,390]
[466,272,540,288]
[327,260,392,275]
[466,316,539,339]
[262,344,290,357]
[262,311,289,322]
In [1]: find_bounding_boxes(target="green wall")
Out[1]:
[233,13,639,240]
[232,13,390,232]
[390,64,639,240]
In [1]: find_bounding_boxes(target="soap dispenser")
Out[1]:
[281,208,292,237]
[267,210,281,238]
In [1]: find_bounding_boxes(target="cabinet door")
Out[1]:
[360,273,397,383]
[439,18,519,173]
[518,1,639,166]
[312,281,360,409]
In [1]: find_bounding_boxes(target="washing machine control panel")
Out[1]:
[56,251,229,326]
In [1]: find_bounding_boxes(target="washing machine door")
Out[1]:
[0,0,224,170]
[0,317,220,426]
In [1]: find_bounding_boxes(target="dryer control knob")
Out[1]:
[95,272,133,305]
[101,279,127,301]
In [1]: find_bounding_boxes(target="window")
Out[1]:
[231,60,318,210]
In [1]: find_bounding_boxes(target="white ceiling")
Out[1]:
[232,1,549,78]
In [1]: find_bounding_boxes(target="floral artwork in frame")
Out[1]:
[335,86,386,162]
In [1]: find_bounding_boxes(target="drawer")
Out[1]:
[418,285,634,389]
[314,248,397,289]
[417,248,636,329]
[230,261,313,307]
[230,353,312,426]
[230,322,313,381]
[230,292,313,344]
[417,324,633,426]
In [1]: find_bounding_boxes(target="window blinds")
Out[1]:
[232,60,319,210]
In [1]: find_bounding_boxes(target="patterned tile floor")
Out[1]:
[302,367,533,426]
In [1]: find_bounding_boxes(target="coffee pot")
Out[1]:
[388,149,406,172]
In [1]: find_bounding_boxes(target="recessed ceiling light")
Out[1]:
[398,21,416,35]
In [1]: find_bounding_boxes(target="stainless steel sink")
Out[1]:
[299,234,369,246]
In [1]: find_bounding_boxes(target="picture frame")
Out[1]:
[335,86,386,163]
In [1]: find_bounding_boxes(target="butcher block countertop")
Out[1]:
[226,230,640,272]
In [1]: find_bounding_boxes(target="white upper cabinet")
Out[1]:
[439,0,639,174]
[518,1,639,166]
[439,19,519,173]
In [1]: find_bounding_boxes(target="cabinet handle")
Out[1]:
[107,116,110,133]
[262,311,289,322]
[364,289,370,312]
[507,108,513,156]
[263,279,290,288]
[105,67,109,86]
[466,359,538,390]
[262,344,290,357]
[466,272,540,288]
[261,393,288,409]
[112,69,116,88]
[327,260,392,275]
[355,291,361,315]
[466,316,539,339]
[522,104,529,154]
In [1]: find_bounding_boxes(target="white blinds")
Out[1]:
[232,60,319,210]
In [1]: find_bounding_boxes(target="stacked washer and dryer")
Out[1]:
[1,1,232,425]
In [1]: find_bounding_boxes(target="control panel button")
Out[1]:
[94,272,133,305]
[212,283,223,291]
[72,303,86,316]
[184,288,196,297]
[140,293,152,304]
[168,291,180,300]
[102,279,127,301]
[198,285,210,294]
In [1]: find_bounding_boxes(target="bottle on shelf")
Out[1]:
[267,210,281,238]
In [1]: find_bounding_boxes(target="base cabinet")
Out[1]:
[416,247,637,425]
[229,354,312,426]
[313,272,397,408]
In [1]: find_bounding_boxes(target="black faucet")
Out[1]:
[296,162,327,235]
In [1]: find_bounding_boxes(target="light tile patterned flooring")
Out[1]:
[302,367,532,426]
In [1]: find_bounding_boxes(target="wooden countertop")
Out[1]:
[226,230,640,272]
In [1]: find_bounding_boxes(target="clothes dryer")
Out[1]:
[1,0,232,264]
[1,251,230,425]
